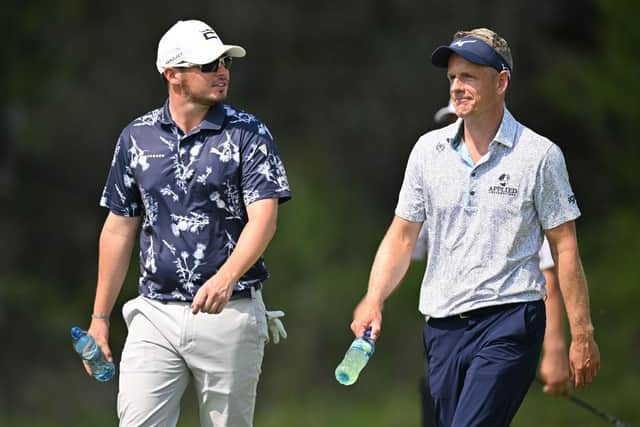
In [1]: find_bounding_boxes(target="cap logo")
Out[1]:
[165,51,183,65]
[201,29,218,40]
[452,39,477,47]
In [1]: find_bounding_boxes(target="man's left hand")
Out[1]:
[191,275,234,314]
[569,333,600,389]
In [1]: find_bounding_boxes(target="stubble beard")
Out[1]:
[180,79,227,107]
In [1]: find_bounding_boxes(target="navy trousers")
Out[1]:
[423,300,545,427]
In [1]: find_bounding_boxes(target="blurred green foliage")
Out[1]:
[1,0,638,426]
[541,0,640,214]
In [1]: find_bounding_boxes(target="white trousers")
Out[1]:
[117,291,268,427]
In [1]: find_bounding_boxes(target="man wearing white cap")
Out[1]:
[350,27,599,426]
[84,19,291,427]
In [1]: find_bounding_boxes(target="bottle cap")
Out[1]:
[71,326,85,340]
[362,328,375,350]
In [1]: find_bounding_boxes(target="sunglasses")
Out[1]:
[199,56,233,73]
[174,56,233,73]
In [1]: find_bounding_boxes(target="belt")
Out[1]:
[229,283,262,301]
[454,302,526,319]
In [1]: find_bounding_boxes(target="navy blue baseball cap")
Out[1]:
[431,35,512,77]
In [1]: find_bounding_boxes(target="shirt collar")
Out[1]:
[493,107,518,148]
[159,99,226,131]
[445,119,464,147]
[444,106,518,148]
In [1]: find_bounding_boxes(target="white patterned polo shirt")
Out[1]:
[395,108,580,318]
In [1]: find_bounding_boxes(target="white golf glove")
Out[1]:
[265,310,287,344]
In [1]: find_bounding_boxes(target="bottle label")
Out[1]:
[351,339,374,356]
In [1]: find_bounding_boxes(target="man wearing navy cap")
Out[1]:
[83,19,291,427]
[350,28,599,426]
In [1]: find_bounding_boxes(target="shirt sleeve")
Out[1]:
[240,129,291,206]
[99,130,143,217]
[395,141,426,222]
[534,143,581,230]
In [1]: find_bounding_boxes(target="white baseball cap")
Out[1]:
[156,20,246,73]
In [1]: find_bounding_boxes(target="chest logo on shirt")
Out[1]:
[488,173,518,197]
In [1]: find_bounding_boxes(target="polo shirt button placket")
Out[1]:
[468,169,478,204]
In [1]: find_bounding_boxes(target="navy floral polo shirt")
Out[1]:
[100,100,291,301]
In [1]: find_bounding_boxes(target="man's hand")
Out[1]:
[569,333,600,389]
[349,216,420,341]
[266,310,287,344]
[539,347,571,396]
[191,274,235,314]
[351,296,383,341]
[85,318,112,376]
[545,222,599,390]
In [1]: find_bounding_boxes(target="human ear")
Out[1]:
[497,71,509,94]
[164,68,181,85]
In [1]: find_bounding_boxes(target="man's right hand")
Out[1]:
[350,296,383,341]
[85,319,112,376]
